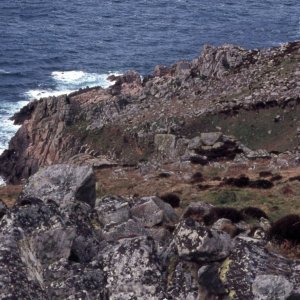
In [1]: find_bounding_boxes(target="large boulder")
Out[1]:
[101,236,165,299]
[252,275,293,300]
[0,234,47,299]
[20,164,96,208]
[219,236,300,299]
[130,196,178,228]
[95,195,130,226]
[173,219,232,262]
[167,260,200,300]
[44,258,106,299]
[0,197,105,299]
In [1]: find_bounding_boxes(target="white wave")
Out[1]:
[25,89,74,100]
[0,69,10,74]
[0,100,29,186]
[52,70,121,89]
[0,177,5,186]
[0,100,28,150]
[25,70,121,100]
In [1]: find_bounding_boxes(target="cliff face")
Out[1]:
[1,41,300,183]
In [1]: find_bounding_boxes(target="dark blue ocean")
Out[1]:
[0,0,299,163]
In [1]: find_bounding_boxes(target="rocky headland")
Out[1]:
[0,41,300,299]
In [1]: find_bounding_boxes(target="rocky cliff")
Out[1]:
[0,42,300,299]
[0,41,299,183]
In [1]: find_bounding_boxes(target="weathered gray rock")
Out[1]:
[0,234,47,299]
[194,44,248,78]
[187,136,203,150]
[152,196,179,225]
[173,60,191,77]
[200,132,223,146]
[45,258,106,299]
[20,164,96,208]
[101,236,165,300]
[173,219,232,262]
[219,236,300,299]
[167,260,200,300]
[61,201,100,263]
[252,274,293,300]
[244,148,271,159]
[154,133,177,162]
[95,195,130,226]
[101,218,148,241]
[131,196,178,228]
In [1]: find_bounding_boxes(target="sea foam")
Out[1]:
[0,100,28,155]
[0,69,11,74]
[25,70,120,100]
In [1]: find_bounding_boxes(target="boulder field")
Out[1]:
[0,164,299,299]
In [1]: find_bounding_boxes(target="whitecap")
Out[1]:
[0,100,28,160]
[0,177,5,186]
[25,70,121,100]
[24,89,74,100]
[0,69,10,74]
[52,70,121,90]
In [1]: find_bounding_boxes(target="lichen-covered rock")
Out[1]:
[101,218,148,241]
[20,164,96,208]
[173,219,232,262]
[252,274,293,300]
[131,196,178,228]
[61,201,100,263]
[44,258,106,299]
[95,195,130,226]
[167,260,200,300]
[131,197,164,227]
[101,236,165,300]
[219,236,300,299]
[0,234,47,300]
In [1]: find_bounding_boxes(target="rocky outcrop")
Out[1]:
[1,42,299,183]
[220,237,300,299]
[19,164,96,207]
[0,165,299,299]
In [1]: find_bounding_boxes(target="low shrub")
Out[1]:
[224,175,250,188]
[160,193,181,208]
[203,207,244,225]
[249,179,273,189]
[240,206,269,220]
[269,214,300,244]
[190,172,204,183]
